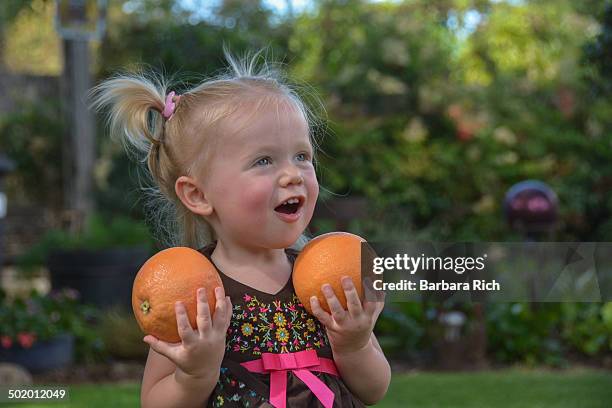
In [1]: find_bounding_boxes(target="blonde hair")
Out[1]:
[89,48,324,250]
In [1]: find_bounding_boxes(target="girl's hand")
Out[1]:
[143,286,232,378]
[310,277,385,355]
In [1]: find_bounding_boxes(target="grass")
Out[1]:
[375,369,612,408]
[0,383,140,407]
[1,369,610,407]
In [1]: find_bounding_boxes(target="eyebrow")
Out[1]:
[241,142,313,161]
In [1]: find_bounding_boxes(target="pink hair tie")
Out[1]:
[162,91,180,120]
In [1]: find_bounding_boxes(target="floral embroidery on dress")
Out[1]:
[210,368,264,407]
[227,293,329,355]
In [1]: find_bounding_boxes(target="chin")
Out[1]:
[271,232,303,249]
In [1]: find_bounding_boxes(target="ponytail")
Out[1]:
[89,73,167,158]
[89,72,215,248]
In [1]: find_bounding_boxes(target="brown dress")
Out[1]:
[198,243,366,408]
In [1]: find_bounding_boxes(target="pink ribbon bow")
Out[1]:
[241,349,339,408]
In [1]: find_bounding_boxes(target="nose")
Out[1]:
[279,164,304,187]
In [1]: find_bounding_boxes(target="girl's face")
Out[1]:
[202,102,319,249]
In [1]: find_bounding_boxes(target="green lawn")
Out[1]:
[0,383,140,407]
[1,369,610,407]
[375,369,612,408]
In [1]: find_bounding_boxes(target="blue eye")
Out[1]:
[296,152,311,162]
[255,157,271,166]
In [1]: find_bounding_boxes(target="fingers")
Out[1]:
[212,286,232,329]
[196,288,212,334]
[143,286,232,361]
[364,277,385,302]
[322,284,348,322]
[197,286,232,334]
[363,278,386,318]
[175,301,197,343]
[309,296,333,327]
[310,277,386,331]
[341,276,364,317]
[143,335,178,360]
[223,296,233,328]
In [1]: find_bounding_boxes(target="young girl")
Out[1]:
[90,50,390,408]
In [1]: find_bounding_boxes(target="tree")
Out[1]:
[584,3,612,96]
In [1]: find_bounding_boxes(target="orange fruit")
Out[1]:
[132,247,223,343]
[293,232,370,315]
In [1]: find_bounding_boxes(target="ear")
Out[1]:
[175,176,213,216]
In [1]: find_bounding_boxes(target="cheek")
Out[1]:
[240,178,272,213]
[213,176,269,222]
[305,171,319,205]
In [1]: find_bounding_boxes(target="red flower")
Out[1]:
[1,335,12,349]
[17,332,36,349]
[456,122,474,142]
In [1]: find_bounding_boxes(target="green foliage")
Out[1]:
[0,98,64,208]
[376,302,427,358]
[561,302,612,356]
[98,307,148,360]
[0,0,50,24]
[583,3,612,96]
[486,303,566,366]
[0,287,105,363]
[15,213,154,273]
[98,1,290,78]
[486,302,612,365]
[289,0,610,241]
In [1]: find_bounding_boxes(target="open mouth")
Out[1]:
[274,197,304,215]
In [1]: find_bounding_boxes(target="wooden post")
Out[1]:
[60,37,95,234]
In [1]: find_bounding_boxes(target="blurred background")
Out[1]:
[0,0,610,407]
